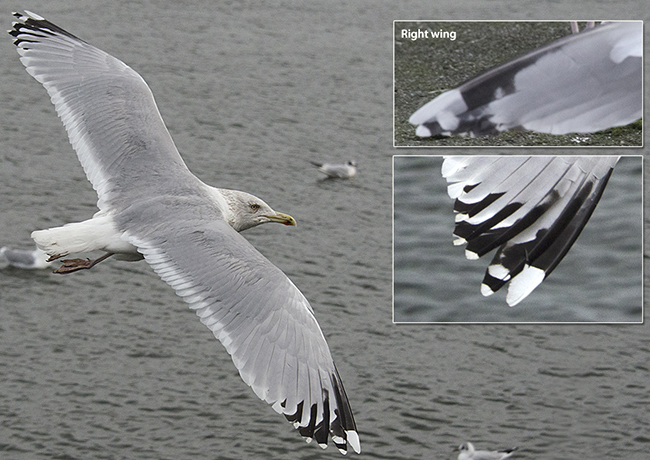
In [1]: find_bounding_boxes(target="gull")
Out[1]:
[9,11,359,454]
[409,21,642,137]
[0,245,51,269]
[454,442,518,460]
[442,156,618,306]
[311,161,357,179]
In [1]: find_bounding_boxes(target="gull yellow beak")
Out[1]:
[265,212,297,226]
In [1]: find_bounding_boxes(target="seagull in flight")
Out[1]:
[9,10,359,454]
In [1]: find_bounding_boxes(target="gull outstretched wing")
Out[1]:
[410,22,642,137]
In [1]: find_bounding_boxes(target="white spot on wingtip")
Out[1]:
[507,265,545,306]
[346,430,361,454]
[480,284,495,297]
[452,236,467,246]
[465,249,479,260]
[415,125,432,137]
[487,264,511,281]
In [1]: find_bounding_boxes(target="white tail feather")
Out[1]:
[31,213,137,259]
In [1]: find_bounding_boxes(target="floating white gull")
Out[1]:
[442,156,618,306]
[9,11,359,454]
[409,22,642,137]
[0,245,51,269]
[311,161,357,179]
[455,442,517,460]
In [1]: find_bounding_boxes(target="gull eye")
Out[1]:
[249,203,260,211]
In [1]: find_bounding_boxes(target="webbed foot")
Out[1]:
[54,258,95,274]
[53,252,114,274]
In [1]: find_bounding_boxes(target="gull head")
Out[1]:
[219,189,296,232]
[455,442,474,454]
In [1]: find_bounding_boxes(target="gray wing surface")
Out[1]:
[118,197,359,453]
[10,12,199,211]
[410,22,642,137]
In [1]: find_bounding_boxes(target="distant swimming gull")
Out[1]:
[442,156,618,306]
[409,22,642,137]
[455,442,518,460]
[0,246,51,269]
[10,11,359,454]
[311,161,357,179]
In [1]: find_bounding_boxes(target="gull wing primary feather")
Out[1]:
[9,11,359,454]
[442,156,618,306]
[410,22,642,137]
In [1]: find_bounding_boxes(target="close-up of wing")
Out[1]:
[8,11,359,454]
[442,156,618,306]
[398,21,642,144]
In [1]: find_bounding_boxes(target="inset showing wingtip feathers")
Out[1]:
[443,156,618,305]
[406,22,641,140]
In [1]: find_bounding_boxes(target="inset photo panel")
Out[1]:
[394,21,642,147]
[392,155,643,323]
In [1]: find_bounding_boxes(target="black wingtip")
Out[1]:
[281,368,360,454]
[8,11,83,48]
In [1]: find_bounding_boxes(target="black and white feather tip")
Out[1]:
[410,22,642,137]
[442,156,618,306]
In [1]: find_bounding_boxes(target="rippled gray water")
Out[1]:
[1,1,649,460]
